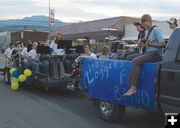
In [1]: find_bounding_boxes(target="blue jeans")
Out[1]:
[40,59,50,75]
[29,61,40,73]
[126,52,161,86]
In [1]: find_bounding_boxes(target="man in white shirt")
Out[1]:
[4,43,14,66]
[4,43,14,59]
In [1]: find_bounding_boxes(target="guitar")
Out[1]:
[139,39,147,54]
[139,25,157,54]
[8,49,22,63]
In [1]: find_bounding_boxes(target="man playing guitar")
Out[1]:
[124,14,166,96]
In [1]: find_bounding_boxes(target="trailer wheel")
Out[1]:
[95,100,125,122]
[4,68,11,85]
[45,86,49,92]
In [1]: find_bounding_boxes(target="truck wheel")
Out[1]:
[95,100,125,122]
[4,68,11,85]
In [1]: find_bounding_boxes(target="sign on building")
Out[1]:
[50,9,55,24]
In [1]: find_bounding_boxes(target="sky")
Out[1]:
[0,0,180,22]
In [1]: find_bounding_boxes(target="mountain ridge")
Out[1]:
[0,15,67,32]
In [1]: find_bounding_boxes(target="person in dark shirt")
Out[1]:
[11,41,22,67]
[121,22,145,59]
[134,22,146,40]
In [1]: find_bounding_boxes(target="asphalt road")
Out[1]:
[0,77,164,128]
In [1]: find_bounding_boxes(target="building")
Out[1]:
[11,31,49,44]
[0,31,49,53]
[57,16,140,52]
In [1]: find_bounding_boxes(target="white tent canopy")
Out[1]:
[122,24,138,41]
[121,20,180,41]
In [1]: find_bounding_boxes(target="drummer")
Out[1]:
[50,32,65,78]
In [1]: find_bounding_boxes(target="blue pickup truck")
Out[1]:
[81,28,180,122]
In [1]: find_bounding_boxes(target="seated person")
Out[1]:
[4,43,14,66]
[21,41,32,67]
[124,14,166,96]
[68,45,96,90]
[11,41,22,67]
[121,22,145,60]
[99,45,111,59]
[28,42,40,73]
[38,40,51,76]
[75,45,97,63]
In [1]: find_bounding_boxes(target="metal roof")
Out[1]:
[57,16,140,39]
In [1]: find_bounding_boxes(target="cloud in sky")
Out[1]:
[0,0,180,22]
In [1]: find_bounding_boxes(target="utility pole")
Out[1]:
[49,0,51,40]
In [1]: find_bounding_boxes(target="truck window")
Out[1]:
[175,46,180,63]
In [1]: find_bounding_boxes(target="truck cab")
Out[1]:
[158,27,180,113]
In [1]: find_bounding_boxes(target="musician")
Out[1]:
[28,42,40,73]
[38,40,51,76]
[11,41,22,67]
[122,22,145,60]
[4,43,14,64]
[21,41,32,67]
[50,32,65,78]
[124,14,166,96]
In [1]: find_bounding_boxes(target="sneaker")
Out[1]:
[67,84,75,91]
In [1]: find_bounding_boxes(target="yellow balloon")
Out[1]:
[18,74,27,82]
[11,82,19,91]
[12,77,18,82]
[24,69,32,77]
[10,68,16,75]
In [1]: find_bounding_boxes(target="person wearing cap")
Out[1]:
[167,18,178,30]
[124,14,166,96]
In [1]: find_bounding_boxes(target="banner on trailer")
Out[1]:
[81,58,157,110]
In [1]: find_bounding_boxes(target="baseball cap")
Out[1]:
[167,18,177,24]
